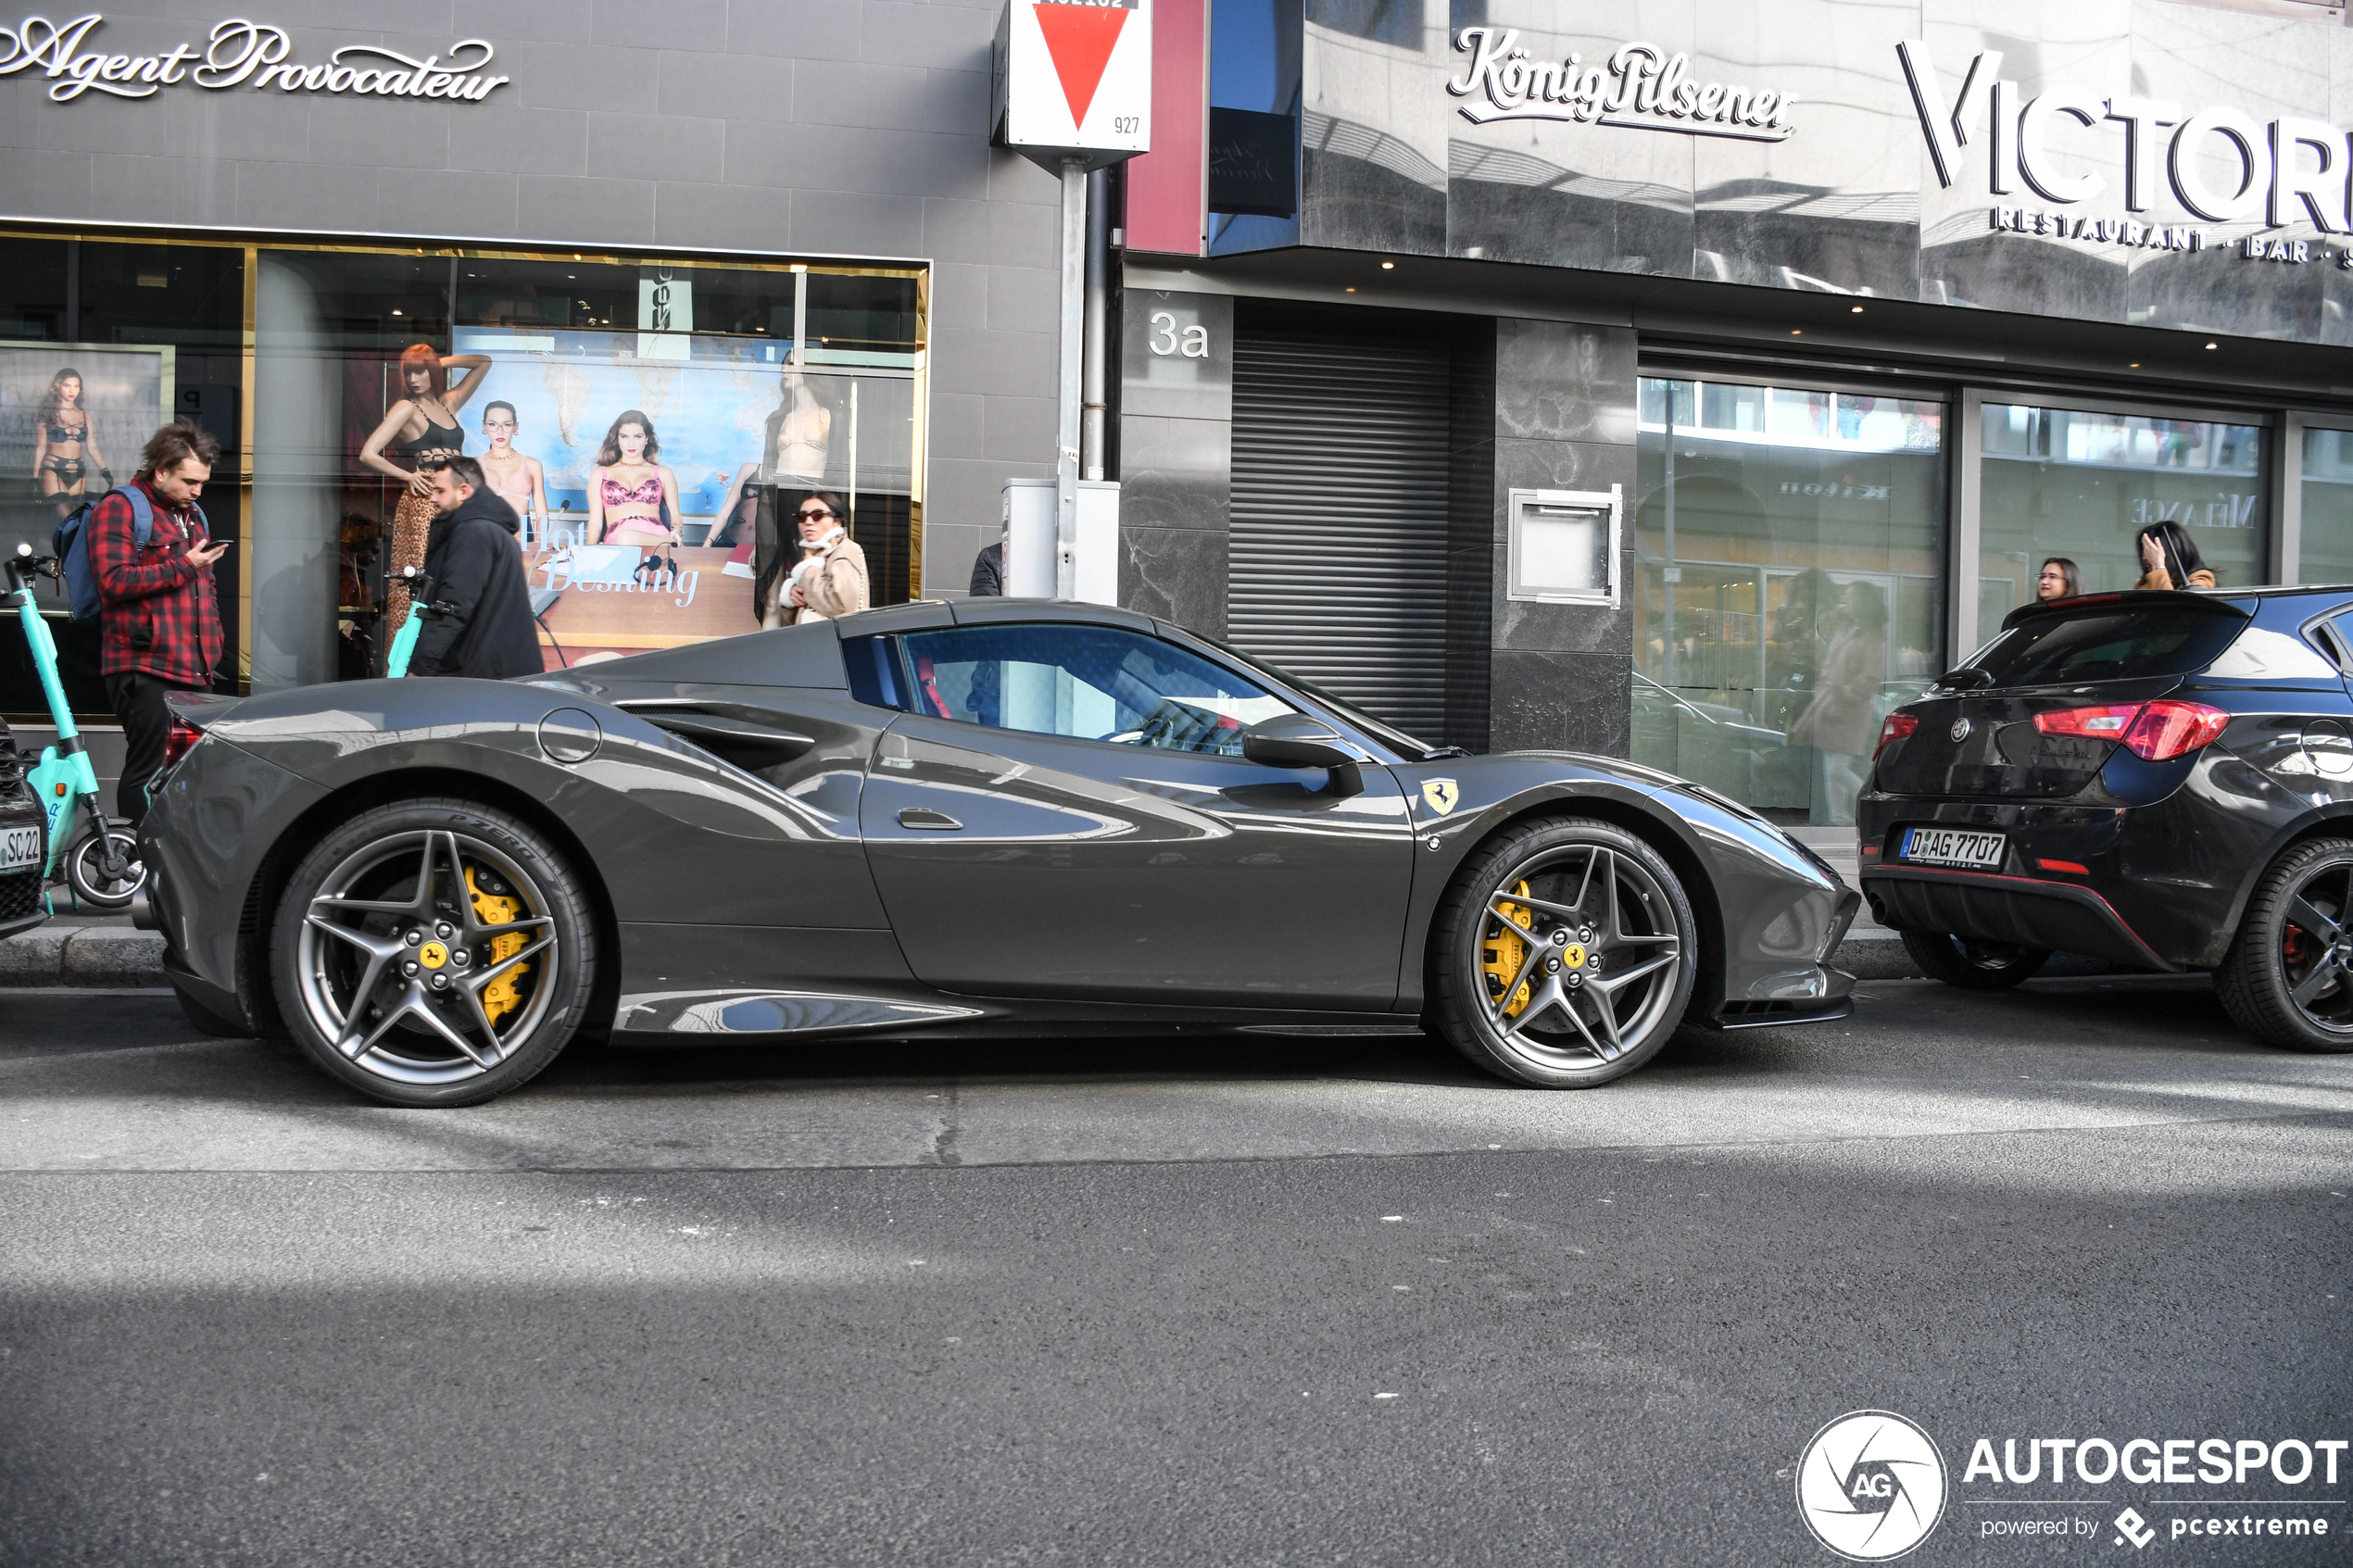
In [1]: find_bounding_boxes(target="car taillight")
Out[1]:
[162,717,206,770]
[2033,699,2230,760]
[2032,704,2141,739]
[1873,711,1919,759]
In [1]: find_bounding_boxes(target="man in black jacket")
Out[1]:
[409,457,545,679]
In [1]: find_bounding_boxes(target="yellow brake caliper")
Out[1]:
[1481,880,1536,1019]
[465,866,530,1025]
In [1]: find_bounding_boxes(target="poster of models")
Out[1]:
[0,343,172,569]
[446,326,905,668]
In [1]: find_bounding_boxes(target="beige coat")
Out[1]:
[764,533,868,627]
[2132,567,2216,592]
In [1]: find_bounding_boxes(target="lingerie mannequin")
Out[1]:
[476,400,549,547]
[359,344,491,634]
[32,369,107,521]
[763,371,831,486]
[587,410,682,577]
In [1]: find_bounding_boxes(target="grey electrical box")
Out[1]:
[1506,485,1621,606]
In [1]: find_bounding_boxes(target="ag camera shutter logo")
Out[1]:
[1796,1411,1948,1561]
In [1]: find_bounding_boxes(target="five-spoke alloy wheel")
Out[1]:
[2217,834,2353,1054]
[271,798,598,1106]
[1428,817,1696,1086]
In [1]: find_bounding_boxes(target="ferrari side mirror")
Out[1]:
[1242,714,1353,770]
[1241,715,1365,797]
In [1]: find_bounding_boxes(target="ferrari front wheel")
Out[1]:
[1428,817,1696,1087]
[270,797,597,1107]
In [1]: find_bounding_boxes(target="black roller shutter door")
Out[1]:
[1229,332,1452,742]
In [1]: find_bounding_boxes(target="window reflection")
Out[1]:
[2301,426,2353,585]
[1631,376,1946,827]
[1978,403,2264,644]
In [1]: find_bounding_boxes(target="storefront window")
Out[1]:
[1,239,245,721]
[1978,403,2263,641]
[2299,425,2353,585]
[251,249,922,685]
[1631,376,1946,827]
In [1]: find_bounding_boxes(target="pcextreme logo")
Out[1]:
[1796,1411,1949,1561]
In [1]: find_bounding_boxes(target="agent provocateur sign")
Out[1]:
[1449,28,1797,142]
[1901,40,2346,261]
[0,14,510,103]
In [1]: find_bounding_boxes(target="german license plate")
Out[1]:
[1900,826,2005,869]
[0,823,40,872]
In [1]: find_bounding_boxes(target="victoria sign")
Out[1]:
[0,13,510,103]
[1901,40,2346,235]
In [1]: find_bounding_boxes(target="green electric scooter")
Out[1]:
[5,543,146,909]
[384,566,437,678]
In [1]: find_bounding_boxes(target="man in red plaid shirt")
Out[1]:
[91,421,229,830]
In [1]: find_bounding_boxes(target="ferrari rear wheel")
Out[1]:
[2216,835,2353,1054]
[271,797,597,1107]
[1429,817,1695,1087]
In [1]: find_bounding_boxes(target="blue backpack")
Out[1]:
[54,487,205,622]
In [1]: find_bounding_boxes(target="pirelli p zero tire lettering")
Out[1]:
[269,797,598,1108]
[2217,835,2353,1055]
[1898,929,2049,990]
[1428,816,1697,1088]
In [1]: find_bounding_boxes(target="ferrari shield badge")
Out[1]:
[1421,778,1460,816]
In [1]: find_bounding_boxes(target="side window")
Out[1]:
[2322,612,2353,671]
[842,634,906,709]
[897,624,1294,755]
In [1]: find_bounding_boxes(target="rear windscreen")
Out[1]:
[1966,608,2246,687]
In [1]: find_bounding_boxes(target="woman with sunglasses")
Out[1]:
[758,490,867,627]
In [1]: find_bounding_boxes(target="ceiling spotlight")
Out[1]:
[1345,286,1356,293]
[1380,260,1395,270]
[2130,361,2141,368]
[1791,328,1803,335]
[1849,304,1864,313]
[2205,341,2219,350]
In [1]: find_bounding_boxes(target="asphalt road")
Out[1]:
[1,977,2347,1567]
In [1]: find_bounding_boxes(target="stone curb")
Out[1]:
[2,926,1924,990]
[0,926,170,988]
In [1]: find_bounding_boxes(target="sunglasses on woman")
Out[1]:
[798,508,835,521]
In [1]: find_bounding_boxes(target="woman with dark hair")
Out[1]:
[359,344,491,633]
[757,489,867,627]
[586,410,682,556]
[31,367,107,520]
[2036,557,2082,601]
[2133,521,2215,591]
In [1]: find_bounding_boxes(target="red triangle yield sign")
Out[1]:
[1031,4,1130,131]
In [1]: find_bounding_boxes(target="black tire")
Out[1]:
[269,797,597,1107]
[1898,929,2050,989]
[174,985,251,1037]
[1428,817,1697,1087]
[66,826,145,909]
[2216,836,2353,1054]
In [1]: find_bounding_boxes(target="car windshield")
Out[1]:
[1197,636,1438,759]
[1963,606,2247,687]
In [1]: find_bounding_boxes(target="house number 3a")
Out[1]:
[1149,311,1210,358]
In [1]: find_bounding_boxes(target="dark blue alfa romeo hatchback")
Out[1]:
[1859,586,2353,1054]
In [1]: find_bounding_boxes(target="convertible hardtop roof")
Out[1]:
[838,596,1163,635]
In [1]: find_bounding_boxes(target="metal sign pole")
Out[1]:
[1056,155,1087,598]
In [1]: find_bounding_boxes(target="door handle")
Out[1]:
[898,807,963,831]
